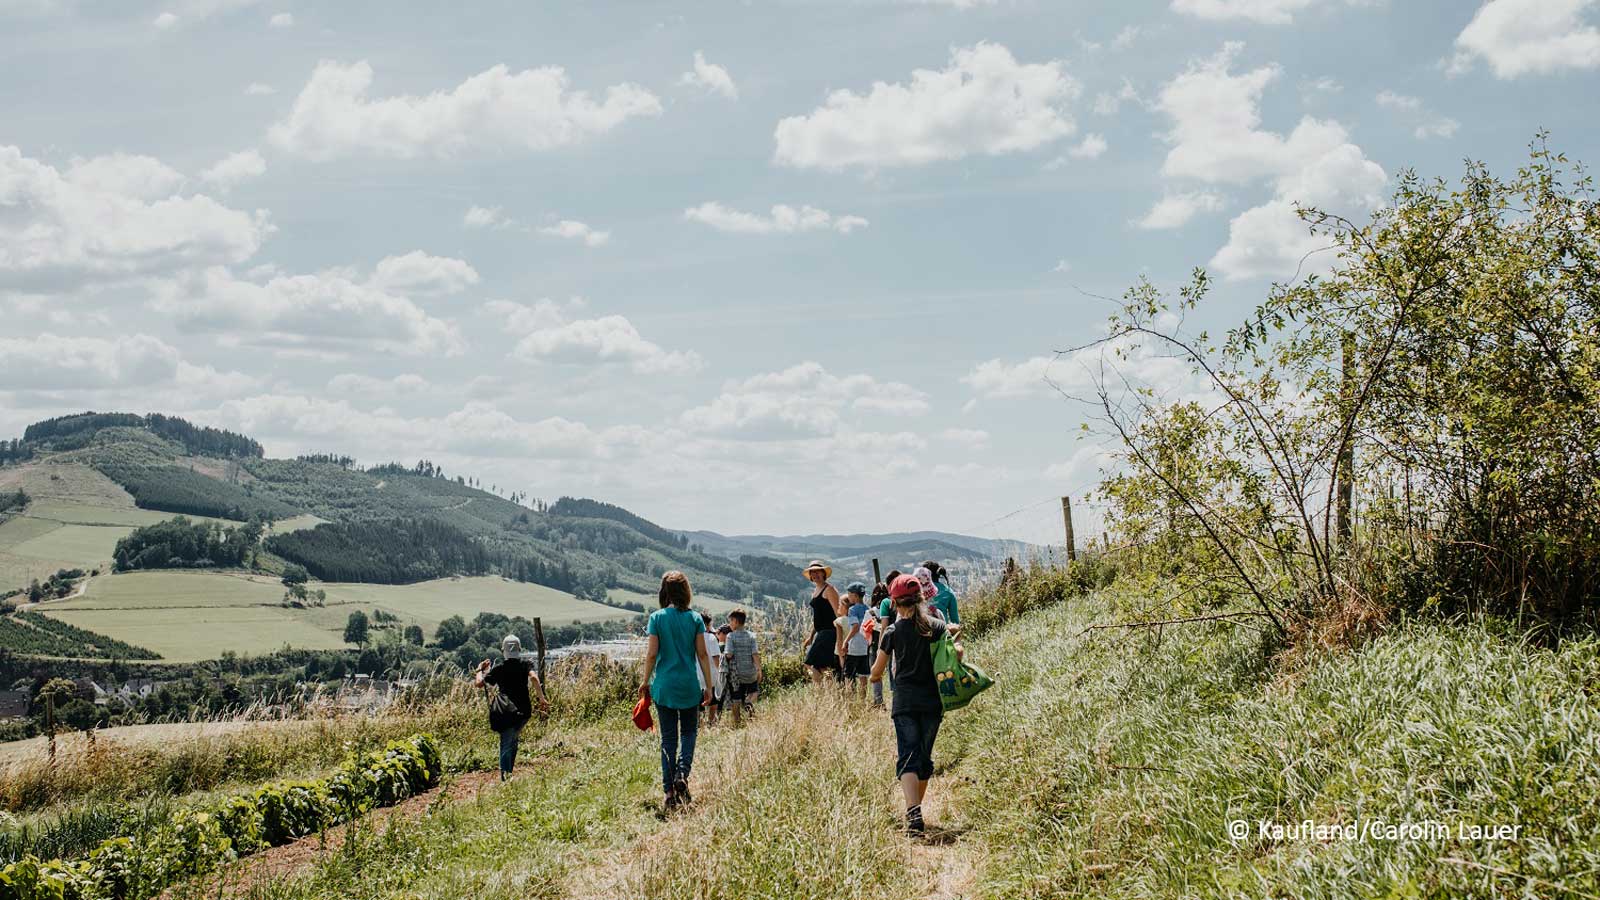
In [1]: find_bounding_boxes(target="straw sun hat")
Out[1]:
[802,560,833,579]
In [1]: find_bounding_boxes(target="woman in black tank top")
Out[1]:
[801,560,843,685]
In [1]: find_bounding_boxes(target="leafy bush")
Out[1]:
[0,734,440,900]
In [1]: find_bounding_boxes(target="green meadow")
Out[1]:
[33,572,637,661]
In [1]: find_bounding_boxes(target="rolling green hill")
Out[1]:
[0,412,809,662]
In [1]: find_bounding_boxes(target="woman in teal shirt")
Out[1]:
[640,570,713,810]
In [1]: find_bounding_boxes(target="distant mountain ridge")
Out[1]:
[682,529,1047,577]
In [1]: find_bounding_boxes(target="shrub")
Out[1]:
[0,735,440,900]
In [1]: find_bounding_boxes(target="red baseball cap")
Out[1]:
[889,574,921,600]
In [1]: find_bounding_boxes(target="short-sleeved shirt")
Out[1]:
[724,628,759,681]
[699,631,723,690]
[647,607,706,709]
[485,657,533,718]
[881,617,947,716]
[846,603,870,655]
[932,583,960,625]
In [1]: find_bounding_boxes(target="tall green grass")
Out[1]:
[941,593,1600,898]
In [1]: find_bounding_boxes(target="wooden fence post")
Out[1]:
[1062,496,1077,563]
[533,617,546,685]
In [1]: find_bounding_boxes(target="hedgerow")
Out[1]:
[0,734,440,900]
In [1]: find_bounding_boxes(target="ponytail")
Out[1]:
[893,593,935,638]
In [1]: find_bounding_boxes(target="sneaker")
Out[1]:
[674,778,692,805]
[906,805,925,836]
[664,791,680,812]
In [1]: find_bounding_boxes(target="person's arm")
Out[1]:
[802,626,814,651]
[752,650,762,682]
[845,620,861,645]
[825,584,844,617]
[529,670,549,711]
[473,659,491,688]
[638,634,660,698]
[868,647,889,683]
[695,636,713,706]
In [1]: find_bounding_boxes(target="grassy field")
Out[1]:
[33,572,635,661]
[159,579,1600,900]
[0,460,323,593]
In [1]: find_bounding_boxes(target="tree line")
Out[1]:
[113,517,263,571]
[21,412,264,458]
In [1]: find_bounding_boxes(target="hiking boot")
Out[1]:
[906,805,925,837]
[663,791,679,812]
[674,778,692,805]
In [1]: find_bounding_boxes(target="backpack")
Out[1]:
[930,630,993,712]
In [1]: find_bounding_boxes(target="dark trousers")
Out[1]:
[892,709,942,780]
[656,703,699,793]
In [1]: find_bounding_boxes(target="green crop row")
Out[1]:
[0,734,440,900]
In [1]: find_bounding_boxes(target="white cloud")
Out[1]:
[538,219,610,247]
[1068,133,1108,159]
[463,205,513,229]
[152,0,262,28]
[488,299,700,375]
[683,202,868,235]
[1374,90,1420,112]
[0,145,270,293]
[1451,0,1600,78]
[368,251,480,295]
[1413,118,1460,139]
[268,11,291,26]
[1052,259,1072,273]
[65,152,184,199]
[961,356,1056,399]
[683,362,928,437]
[1375,90,1458,140]
[199,149,267,191]
[679,51,738,99]
[964,335,1203,408]
[268,60,663,161]
[939,428,990,449]
[1171,0,1369,25]
[1092,80,1141,116]
[1300,76,1343,99]
[215,396,607,461]
[0,333,182,390]
[1153,44,1386,279]
[326,373,430,395]
[245,82,276,96]
[1111,26,1142,50]
[773,42,1079,170]
[482,297,582,333]
[149,263,466,357]
[1137,190,1225,229]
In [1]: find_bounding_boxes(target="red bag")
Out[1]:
[632,694,654,731]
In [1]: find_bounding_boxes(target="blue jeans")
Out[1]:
[656,703,699,793]
[498,725,522,776]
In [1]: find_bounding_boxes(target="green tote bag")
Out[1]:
[931,630,994,712]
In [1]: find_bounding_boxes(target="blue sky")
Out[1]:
[2,0,1597,542]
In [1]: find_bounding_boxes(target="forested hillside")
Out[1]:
[0,414,806,603]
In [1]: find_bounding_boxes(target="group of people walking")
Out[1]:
[477,556,964,837]
[800,559,962,835]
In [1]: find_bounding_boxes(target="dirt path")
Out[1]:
[561,694,988,900]
[169,770,502,898]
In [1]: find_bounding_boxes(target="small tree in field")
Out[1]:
[344,610,369,648]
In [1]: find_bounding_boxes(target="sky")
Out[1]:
[2,0,1597,544]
